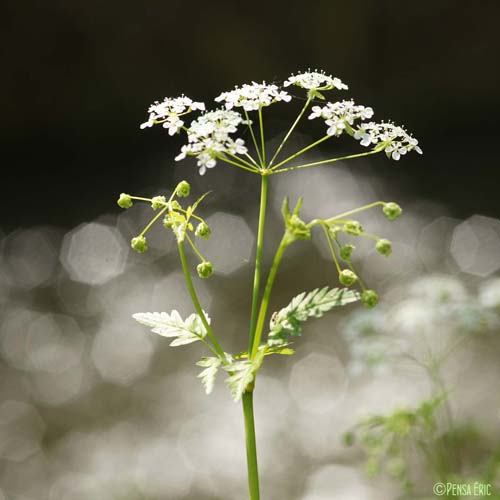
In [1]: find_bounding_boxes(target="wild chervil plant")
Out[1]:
[117,70,422,499]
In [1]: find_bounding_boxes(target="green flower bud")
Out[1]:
[151,196,166,210]
[383,202,402,221]
[287,214,311,241]
[339,269,358,286]
[176,180,191,198]
[344,220,364,236]
[362,289,379,308]
[197,261,213,278]
[117,193,133,209]
[163,214,173,229]
[131,235,148,253]
[195,221,211,239]
[328,225,342,238]
[375,238,392,257]
[168,200,181,210]
[340,244,355,261]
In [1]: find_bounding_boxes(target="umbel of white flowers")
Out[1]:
[140,69,422,175]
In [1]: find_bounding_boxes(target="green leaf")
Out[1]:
[268,287,359,346]
[232,343,295,360]
[224,350,265,402]
[196,356,222,394]
[267,346,295,355]
[190,191,212,213]
[132,310,209,346]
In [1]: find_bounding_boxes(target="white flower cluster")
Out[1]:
[354,122,423,160]
[140,95,205,135]
[175,109,248,175]
[284,70,348,91]
[215,82,291,111]
[308,100,374,136]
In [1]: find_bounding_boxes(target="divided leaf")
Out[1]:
[224,350,265,402]
[268,287,359,346]
[196,356,222,394]
[132,310,209,346]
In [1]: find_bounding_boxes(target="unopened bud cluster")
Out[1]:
[116,180,215,279]
[299,200,404,308]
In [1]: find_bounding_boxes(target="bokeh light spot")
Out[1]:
[60,222,127,285]
[450,215,500,277]
[289,353,348,414]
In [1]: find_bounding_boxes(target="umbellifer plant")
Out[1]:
[117,70,422,499]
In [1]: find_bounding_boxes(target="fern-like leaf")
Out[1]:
[132,310,209,346]
[268,287,359,346]
[224,350,265,402]
[196,356,222,394]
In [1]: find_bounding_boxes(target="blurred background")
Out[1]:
[1,1,500,499]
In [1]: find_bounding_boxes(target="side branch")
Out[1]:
[270,150,380,174]
[177,242,225,358]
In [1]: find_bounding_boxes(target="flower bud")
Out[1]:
[197,261,213,278]
[163,214,173,229]
[151,196,166,210]
[361,289,379,308]
[117,193,133,209]
[287,214,311,241]
[339,269,358,286]
[328,225,342,238]
[382,202,402,221]
[195,221,211,239]
[340,244,355,261]
[176,180,191,198]
[168,200,181,210]
[131,235,148,253]
[375,238,392,257]
[344,220,364,236]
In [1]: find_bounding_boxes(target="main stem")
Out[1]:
[248,175,269,348]
[242,173,269,500]
[242,391,260,500]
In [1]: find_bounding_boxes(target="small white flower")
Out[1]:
[308,99,374,136]
[215,81,291,111]
[140,95,205,134]
[175,109,249,175]
[354,121,422,159]
[284,70,348,91]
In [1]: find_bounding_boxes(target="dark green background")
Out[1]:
[2,0,499,231]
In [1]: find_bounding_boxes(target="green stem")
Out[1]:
[186,234,207,262]
[244,152,261,168]
[244,109,264,168]
[177,242,225,358]
[271,150,379,174]
[270,135,330,171]
[251,235,289,359]
[248,175,269,349]
[242,391,260,500]
[258,107,266,166]
[327,201,385,221]
[268,96,312,168]
[217,154,261,174]
[139,207,168,236]
[130,196,153,202]
[321,224,341,273]
[225,151,261,171]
